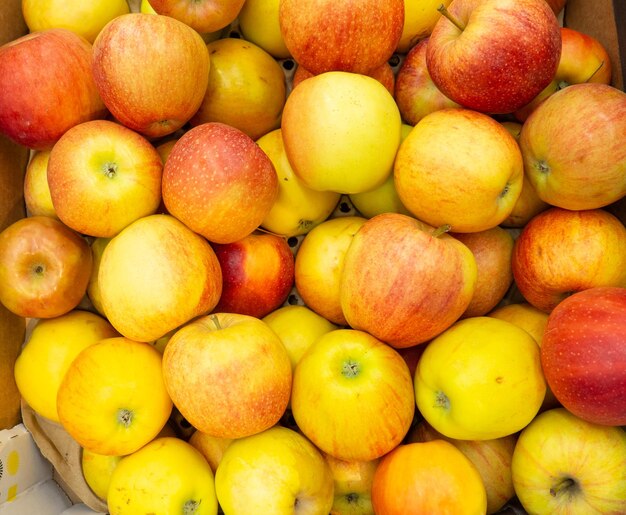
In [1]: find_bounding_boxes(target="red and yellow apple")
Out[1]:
[148,0,245,33]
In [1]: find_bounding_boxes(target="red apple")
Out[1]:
[511,208,626,313]
[92,13,209,139]
[0,216,92,318]
[161,122,279,244]
[279,0,404,75]
[339,213,477,348]
[148,0,245,33]
[0,28,106,150]
[426,0,561,114]
[394,38,460,125]
[212,232,295,319]
[541,287,626,426]
[520,83,626,210]
[47,119,163,238]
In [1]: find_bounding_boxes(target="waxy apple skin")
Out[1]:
[541,287,626,426]
[426,0,561,114]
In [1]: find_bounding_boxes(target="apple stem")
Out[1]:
[437,4,466,31]
[210,314,222,330]
[431,224,452,238]
[550,477,577,497]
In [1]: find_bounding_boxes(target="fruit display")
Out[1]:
[0,0,625,514]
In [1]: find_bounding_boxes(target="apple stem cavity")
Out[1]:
[431,224,452,238]
[435,390,450,410]
[183,499,201,514]
[550,477,579,498]
[346,493,359,504]
[32,263,45,276]
[102,162,118,179]
[437,4,466,31]
[117,408,133,428]
[342,359,360,378]
[210,314,222,330]
[535,160,551,175]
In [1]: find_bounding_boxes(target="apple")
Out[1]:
[394,108,523,233]
[256,128,341,238]
[81,448,122,501]
[452,226,515,318]
[262,304,337,371]
[86,237,110,316]
[540,287,626,426]
[211,232,295,319]
[294,215,367,326]
[23,150,57,219]
[92,13,209,139]
[426,0,561,114]
[47,119,163,238]
[161,122,279,244]
[188,430,233,474]
[13,309,119,422]
[511,207,626,313]
[148,0,245,33]
[162,313,292,439]
[107,437,218,515]
[291,329,415,461]
[394,38,460,126]
[415,316,546,440]
[371,440,487,514]
[279,0,404,75]
[281,71,402,195]
[22,0,130,43]
[408,420,517,514]
[520,83,626,210]
[323,453,380,515]
[0,28,107,150]
[512,408,626,514]
[514,26,613,121]
[340,213,477,348]
[237,0,291,59]
[396,0,453,53]
[292,62,396,96]
[215,425,334,514]
[189,38,286,141]
[98,214,223,342]
[56,337,173,456]
[0,216,92,319]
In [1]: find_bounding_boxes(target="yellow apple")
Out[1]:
[23,150,57,219]
[415,316,546,440]
[56,337,173,456]
[98,214,223,342]
[188,430,233,474]
[215,425,334,514]
[22,0,130,43]
[257,128,341,238]
[294,215,367,326]
[14,309,119,422]
[281,71,402,194]
[86,236,110,316]
[395,108,524,233]
[262,304,337,370]
[107,436,218,515]
[81,448,122,501]
[323,452,380,515]
[237,0,291,59]
[189,38,286,141]
[291,329,415,461]
[149,0,244,34]
[396,0,453,53]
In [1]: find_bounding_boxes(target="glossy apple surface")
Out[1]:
[396,0,453,53]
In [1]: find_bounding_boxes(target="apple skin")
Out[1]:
[540,287,626,426]
[511,207,626,313]
[340,213,477,348]
[394,38,460,125]
[188,430,233,474]
[291,329,415,461]
[426,0,561,114]
[396,0,453,53]
[293,62,396,96]
[0,216,92,319]
[211,232,295,319]
[98,214,223,342]
[520,83,626,210]
[323,452,380,515]
[162,313,292,439]
[279,0,404,75]
[512,408,626,514]
[23,150,57,219]
[149,0,245,33]
[514,26,612,122]
[408,420,517,514]
[238,0,291,59]
[394,108,523,233]
[92,13,209,139]
[162,122,278,244]
[0,28,106,150]
[47,119,163,238]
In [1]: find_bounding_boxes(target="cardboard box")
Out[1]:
[0,0,624,512]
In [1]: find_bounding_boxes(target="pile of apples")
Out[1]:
[1,0,625,513]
